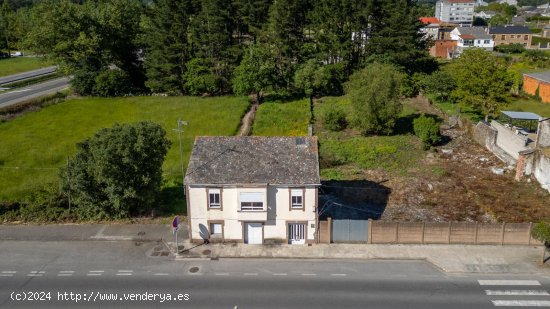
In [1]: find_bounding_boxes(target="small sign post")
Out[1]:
[172,216,179,254]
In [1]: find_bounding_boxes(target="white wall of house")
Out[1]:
[187,185,317,244]
[450,28,494,50]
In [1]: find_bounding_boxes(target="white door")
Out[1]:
[289,223,306,245]
[245,223,263,244]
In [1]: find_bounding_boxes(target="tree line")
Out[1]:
[1,0,437,99]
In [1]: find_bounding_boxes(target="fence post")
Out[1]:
[328,217,332,244]
[395,222,399,244]
[527,222,533,246]
[421,222,425,244]
[368,219,373,244]
[501,222,506,246]
[474,222,478,245]
[448,221,452,244]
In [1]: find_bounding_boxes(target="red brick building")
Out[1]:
[523,72,550,104]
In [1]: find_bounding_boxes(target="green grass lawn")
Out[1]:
[0,96,249,201]
[0,57,53,77]
[506,97,550,117]
[252,98,311,136]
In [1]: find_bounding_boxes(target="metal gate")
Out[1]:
[332,220,369,243]
[288,223,306,244]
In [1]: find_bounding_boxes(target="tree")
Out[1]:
[232,43,276,103]
[190,0,237,94]
[142,0,197,94]
[448,48,513,118]
[24,0,145,96]
[346,62,404,135]
[267,0,311,89]
[423,70,456,101]
[294,59,330,104]
[61,122,171,220]
[0,0,13,55]
[366,0,437,74]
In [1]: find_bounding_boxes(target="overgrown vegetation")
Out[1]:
[413,114,441,149]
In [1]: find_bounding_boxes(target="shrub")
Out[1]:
[413,114,441,149]
[323,104,347,131]
[532,221,550,245]
[60,121,171,220]
[495,44,525,54]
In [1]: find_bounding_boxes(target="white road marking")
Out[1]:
[331,274,347,277]
[154,273,169,276]
[244,273,258,276]
[28,271,45,276]
[479,280,541,286]
[273,273,287,276]
[118,270,133,273]
[486,290,550,296]
[301,273,317,276]
[9,88,32,93]
[116,273,132,276]
[1,271,16,274]
[0,274,14,277]
[87,273,102,276]
[89,270,104,273]
[57,274,73,277]
[215,273,229,276]
[59,271,74,273]
[492,300,550,307]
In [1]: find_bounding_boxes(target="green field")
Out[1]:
[0,96,249,201]
[0,57,53,77]
[252,99,311,136]
[506,97,550,117]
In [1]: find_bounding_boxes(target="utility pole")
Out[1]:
[173,118,188,187]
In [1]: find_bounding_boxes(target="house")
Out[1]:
[184,136,321,245]
[430,39,459,59]
[523,72,550,103]
[497,0,517,5]
[489,25,532,46]
[450,26,494,52]
[474,10,496,19]
[435,0,476,24]
[544,25,550,38]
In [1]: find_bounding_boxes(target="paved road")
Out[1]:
[1,241,550,308]
[0,77,69,109]
[0,66,57,86]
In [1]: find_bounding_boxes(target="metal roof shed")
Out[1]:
[500,111,542,132]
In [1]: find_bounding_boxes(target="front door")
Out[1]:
[288,223,306,245]
[245,223,263,244]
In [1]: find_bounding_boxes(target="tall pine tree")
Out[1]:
[143,0,198,94]
[366,0,437,74]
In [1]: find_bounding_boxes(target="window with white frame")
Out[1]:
[210,223,222,238]
[208,189,221,209]
[240,192,264,211]
[291,189,304,209]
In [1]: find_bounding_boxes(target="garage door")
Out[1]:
[245,223,263,244]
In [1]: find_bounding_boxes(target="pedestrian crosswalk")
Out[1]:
[479,279,550,307]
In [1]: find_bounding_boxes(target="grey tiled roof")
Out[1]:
[489,25,531,34]
[456,26,492,39]
[185,136,320,185]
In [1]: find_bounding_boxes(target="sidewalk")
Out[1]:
[0,223,179,241]
[176,240,549,274]
[1,223,547,274]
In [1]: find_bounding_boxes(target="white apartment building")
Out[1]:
[435,0,476,24]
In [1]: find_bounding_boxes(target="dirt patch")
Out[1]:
[379,127,550,223]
